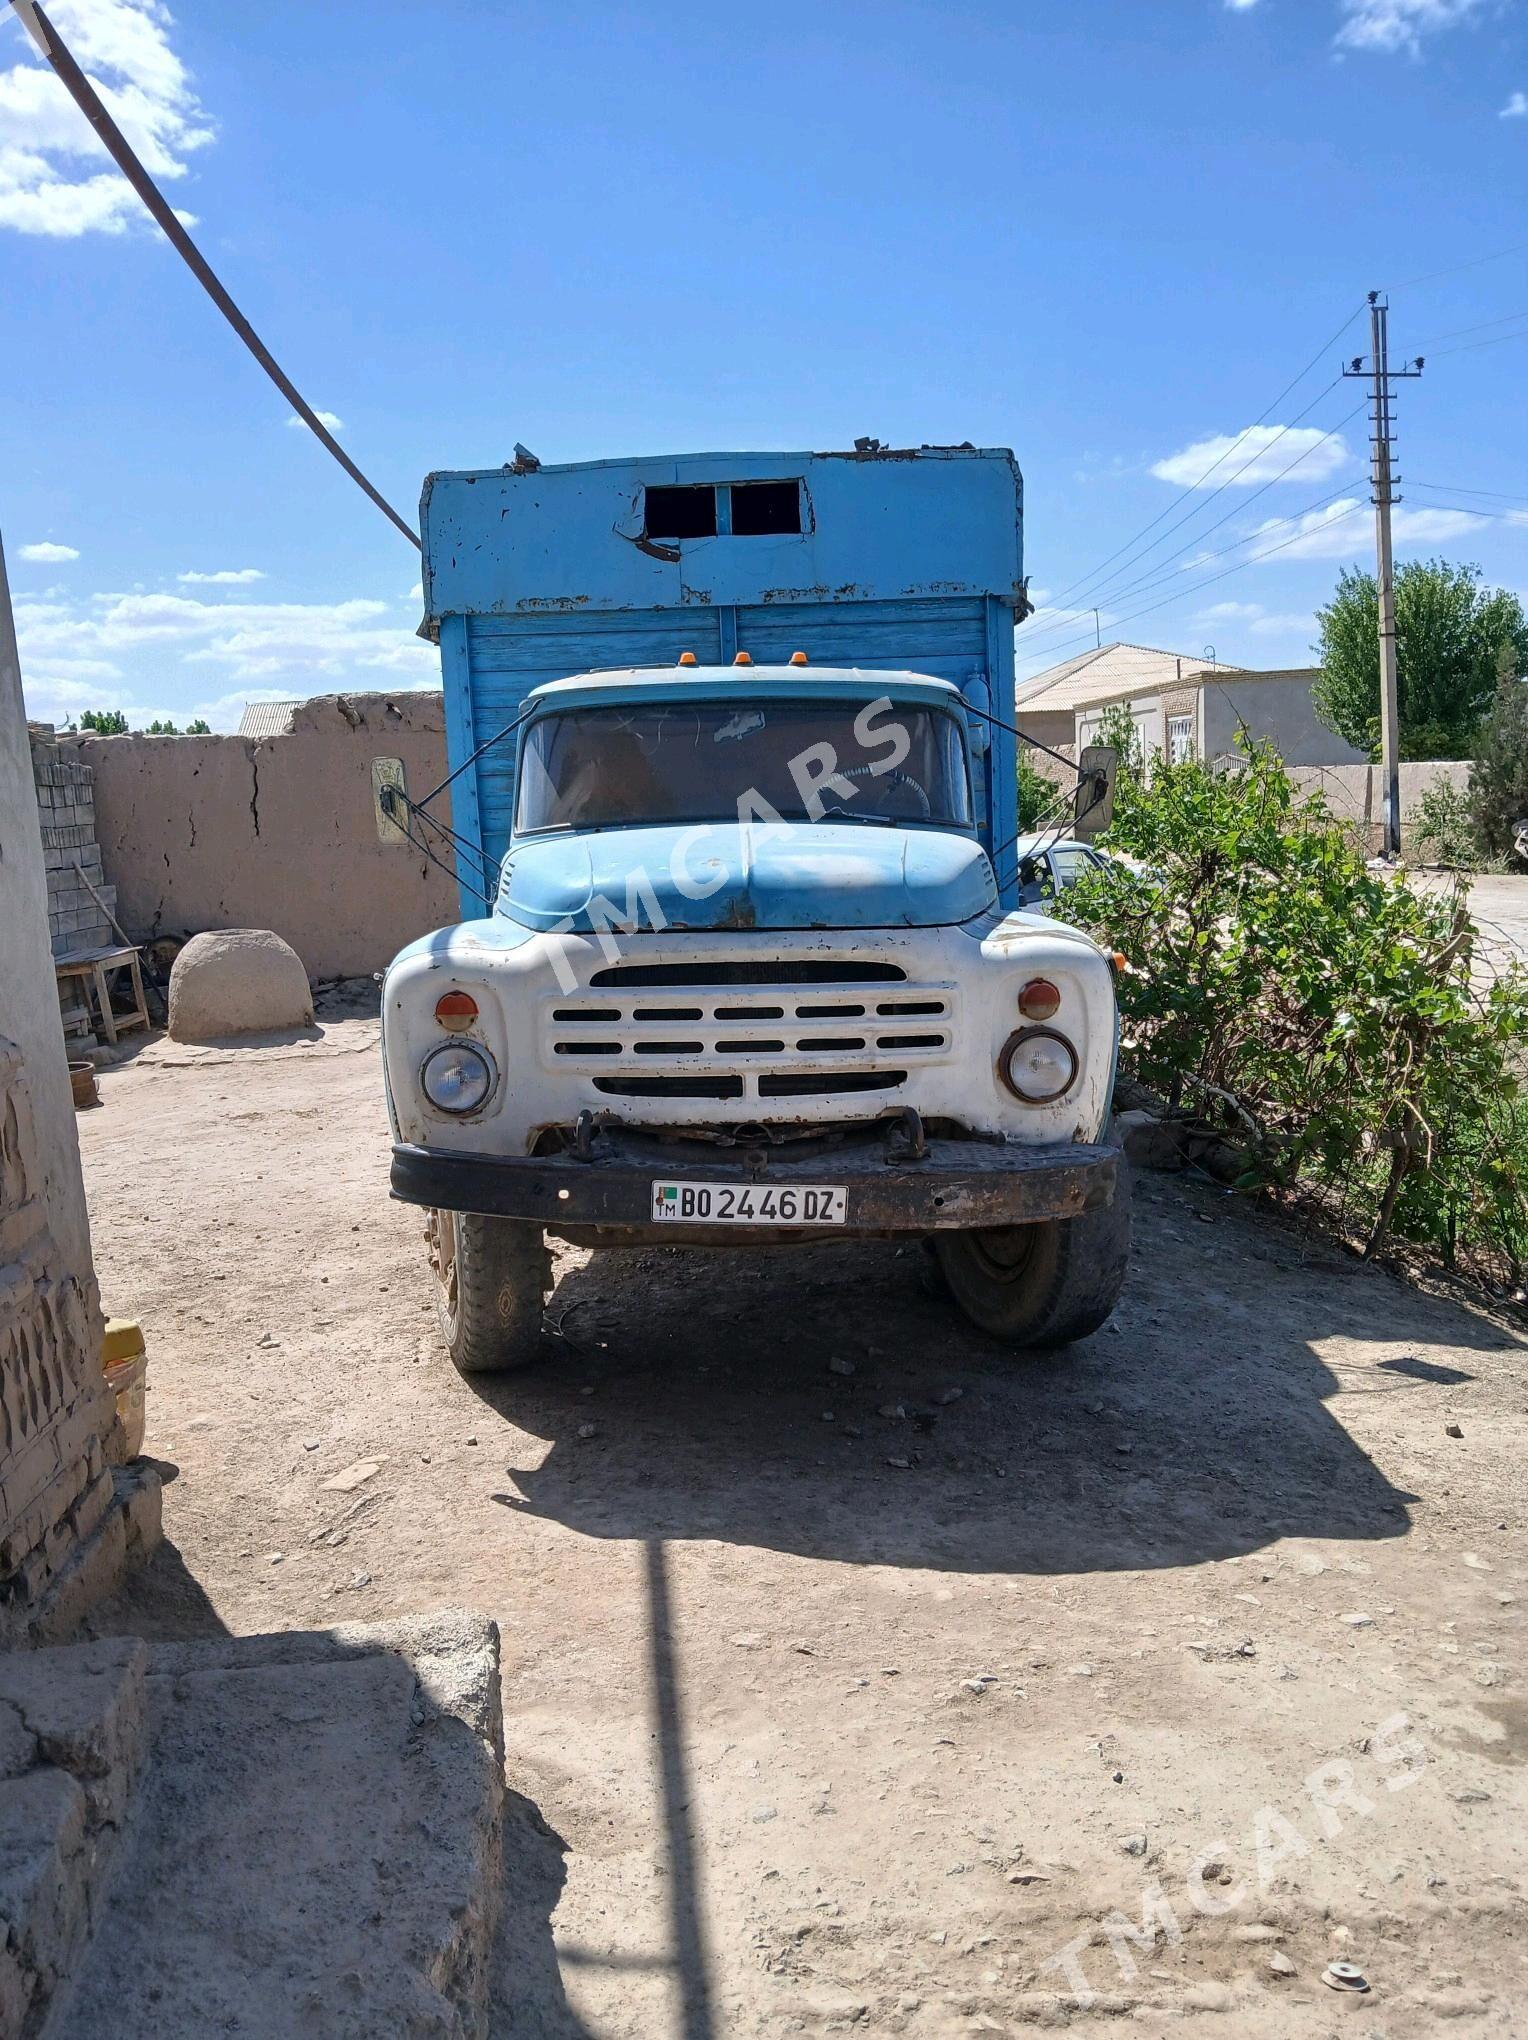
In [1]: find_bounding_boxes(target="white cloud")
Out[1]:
[1247,612,1317,635]
[1335,0,1485,55]
[1502,90,1528,116]
[407,581,423,602]
[18,540,80,562]
[176,566,265,584]
[1225,0,1260,11]
[1152,426,1352,488]
[15,585,439,693]
[1247,496,1488,560]
[1195,598,1315,638]
[287,410,343,433]
[0,1,214,237]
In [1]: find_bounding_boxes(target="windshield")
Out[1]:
[514,697,973,834]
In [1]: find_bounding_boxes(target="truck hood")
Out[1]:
[497,823,997,933]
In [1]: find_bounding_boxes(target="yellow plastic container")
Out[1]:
[102,1318,147,1458]
[102,1317,145,1366]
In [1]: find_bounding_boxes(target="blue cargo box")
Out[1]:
[419,445,1026,908]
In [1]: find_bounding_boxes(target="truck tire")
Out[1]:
[933,1162,1132,1349]
[428,1209,550,1375]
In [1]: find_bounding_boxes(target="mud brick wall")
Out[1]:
[62,693,458,980]
[30,745,116,958]
[0,1041,117,1644]
[1,536,124,1645]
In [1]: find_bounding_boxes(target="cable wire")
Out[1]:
[1047,375,1350,622]
[1016,481,1371,673]
[1015,404,1366,659]
[1040,301,1367,611]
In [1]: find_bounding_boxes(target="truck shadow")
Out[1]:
[469,1173,1524,1577]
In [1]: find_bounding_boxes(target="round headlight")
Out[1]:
[420,1040,495,1115]
[998,1026,1078,1105]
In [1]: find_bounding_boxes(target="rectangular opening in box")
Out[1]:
[644,485,717,540]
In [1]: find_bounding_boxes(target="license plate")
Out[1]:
[651,1180,847,1225]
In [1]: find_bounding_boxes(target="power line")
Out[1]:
[1429,328,1528,361]
[1017,483,1372,673]
[9,0,421,550]
[1414,306,1528,348]
[1047,376,1349,622]
[1040,301,1367,610]
[1015,402,1366,657]
[1398,501,1526,522]
[1391,242,1528,292]
[1410,480,1528,505]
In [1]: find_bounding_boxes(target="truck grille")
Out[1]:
[544,968,955,1101]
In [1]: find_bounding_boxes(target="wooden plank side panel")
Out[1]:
[466,611,723,866]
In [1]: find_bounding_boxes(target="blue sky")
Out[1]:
[1,0,1525,728]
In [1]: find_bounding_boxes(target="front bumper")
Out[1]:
[390,1132,1121,1235]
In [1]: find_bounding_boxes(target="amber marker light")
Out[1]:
[733,651,754,665]
[678,650,698,666]
[789,650,809,666]
[1017,977,1062,1021]
[434,991,478,1032]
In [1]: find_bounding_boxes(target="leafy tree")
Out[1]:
[186,718,211,735]
[1313,559,1528,762]
[146,718,180,735]
[1093,701,1144,779]
[77,708,128,735]
[1468,676,1528,861]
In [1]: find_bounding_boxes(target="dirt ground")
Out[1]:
[79,1011,1527,2037]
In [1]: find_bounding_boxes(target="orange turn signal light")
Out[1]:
[1017,977,1061,1021]
[789,650,809,666]
[733,651,753,665]
[434,990,479,1032]
[1110,951,1129,973]
[678,650,698,666]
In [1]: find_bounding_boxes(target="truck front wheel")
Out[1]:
[427,1209,550,1375]
[933,1166,1132,1349]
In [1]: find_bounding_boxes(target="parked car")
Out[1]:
[1011,834,1114,911]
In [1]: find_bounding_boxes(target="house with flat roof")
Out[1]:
[1013,641,1364,768]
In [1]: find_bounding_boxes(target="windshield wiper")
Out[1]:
[816,805,901,827]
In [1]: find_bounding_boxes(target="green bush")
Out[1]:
[1407,778,1479,869]
[1058,739,1528,1277]
[1016,748,1054,830]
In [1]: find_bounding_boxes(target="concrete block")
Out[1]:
[1115,1107,1188,1172]
[112,1462,162,1561]
[0,1767,90,2027]
[31,1506,127,1645]
[0,1637,147,1830]
[61,1612,505,2037]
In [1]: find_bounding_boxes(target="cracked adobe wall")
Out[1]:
[0,534,122,1645]
[61,696,460,979]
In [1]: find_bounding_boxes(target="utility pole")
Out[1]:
[1344,292,1422,858]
